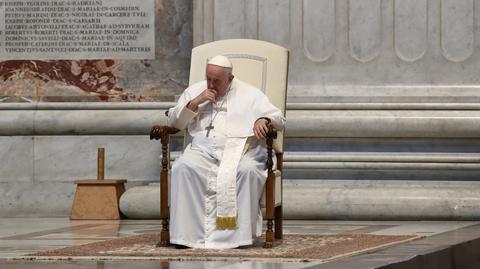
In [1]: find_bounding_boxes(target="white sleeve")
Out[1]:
[255,94,286,130]
[167,90,198,130]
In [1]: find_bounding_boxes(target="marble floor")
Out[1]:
[0,218,479,268]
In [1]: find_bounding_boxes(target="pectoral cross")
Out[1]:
[205,123,214,137]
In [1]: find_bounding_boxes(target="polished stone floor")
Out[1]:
[0,218,478,268]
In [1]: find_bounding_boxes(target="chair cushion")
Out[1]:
[260,170,282,208]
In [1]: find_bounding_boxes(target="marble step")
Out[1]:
[284,152,480,163]
[169,151,480,162]
[167,151,480,170]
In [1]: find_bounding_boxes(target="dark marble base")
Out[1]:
[316,224,480,269]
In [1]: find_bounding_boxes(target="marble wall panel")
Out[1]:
[303,0,336,62]
[195,0,480,101]
[244,0,259,39]
[0,182,75,217]
[0,137,34,182]
[394,0,427,62]
[258,0,290,48]
[348,0,382,62]
[0,0,192,103]
[441,0,474,62]
[213,0,245,40]
[34,136,162,182]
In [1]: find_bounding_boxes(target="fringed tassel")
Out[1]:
[216,216,237,230]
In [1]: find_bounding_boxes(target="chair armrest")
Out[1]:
[150,125,180,141]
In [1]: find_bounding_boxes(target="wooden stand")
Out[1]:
[70,148,127,220]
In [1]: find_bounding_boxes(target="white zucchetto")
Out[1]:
[208,55,233,69]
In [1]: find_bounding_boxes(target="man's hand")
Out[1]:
[187,89,217,112]
[253,118,270,140]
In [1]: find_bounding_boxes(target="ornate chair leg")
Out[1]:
[264,124,277,248]
[157,177,170,247]
[264,219,274,248]
[263,172,275,248]
[274,205,283,239]
[157,218,170,247]
[151,126,177,247]
[263,170,275,248]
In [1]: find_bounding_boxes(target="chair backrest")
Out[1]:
[189,39,289,153]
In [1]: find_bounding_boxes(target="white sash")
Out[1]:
[216,137,247,230]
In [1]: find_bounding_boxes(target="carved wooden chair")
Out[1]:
[150,39,289,248]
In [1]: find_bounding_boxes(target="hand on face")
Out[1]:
[198,88,218,105]
[187,64,233,112]
[253,118,270,140]
[187,89,217,112]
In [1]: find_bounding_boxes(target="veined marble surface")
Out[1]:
[0,0,192,103]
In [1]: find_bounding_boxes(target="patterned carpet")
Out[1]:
[28,233,420,262]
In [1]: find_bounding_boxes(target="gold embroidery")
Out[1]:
[216,216,238,230]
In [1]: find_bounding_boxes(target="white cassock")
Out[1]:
[167,78,285,249]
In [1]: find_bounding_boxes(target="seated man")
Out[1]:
[167,55,285,249]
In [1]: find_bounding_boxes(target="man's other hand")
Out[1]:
[187,89,217,112]
[253,118,270,140]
